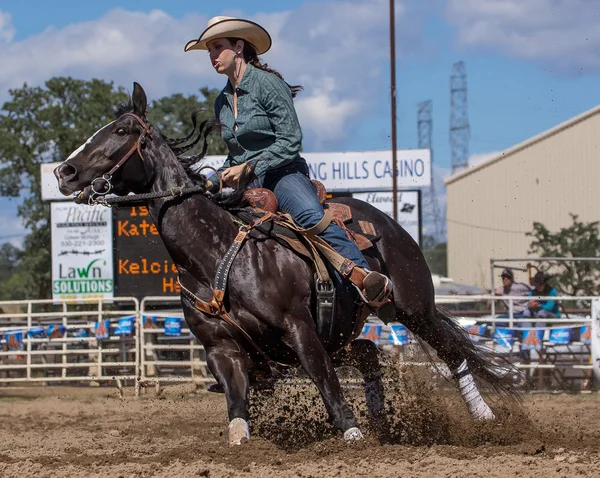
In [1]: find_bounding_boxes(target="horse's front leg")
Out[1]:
[334,339,389,441]
[284,319,363,441]
[205,343,252,445]
[183,305,252,446]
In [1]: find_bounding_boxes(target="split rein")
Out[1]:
[80,112,222,207]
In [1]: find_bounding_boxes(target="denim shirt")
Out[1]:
[214,63,306,181]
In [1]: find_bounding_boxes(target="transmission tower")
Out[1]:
[418,100,444,240]
[450,61,470,173]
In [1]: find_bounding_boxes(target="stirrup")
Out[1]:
[362,271,393,303]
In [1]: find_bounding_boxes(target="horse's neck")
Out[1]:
[143,140,237,287]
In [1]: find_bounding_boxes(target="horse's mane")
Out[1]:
[116,101,247,210]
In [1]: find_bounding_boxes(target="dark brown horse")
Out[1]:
[55,83,516,445]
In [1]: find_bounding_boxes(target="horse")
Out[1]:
[55,82,517,446]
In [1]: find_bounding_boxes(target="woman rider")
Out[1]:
[184,16,394,321]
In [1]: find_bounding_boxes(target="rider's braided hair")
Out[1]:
[227,37,303,98]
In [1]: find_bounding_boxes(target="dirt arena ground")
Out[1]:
[1,375,599,478]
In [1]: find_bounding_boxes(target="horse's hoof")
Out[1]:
[343,427,364,441]
[228,418,250,446]
[474,407,496,421]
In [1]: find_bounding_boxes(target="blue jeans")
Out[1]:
[264,171,369,269]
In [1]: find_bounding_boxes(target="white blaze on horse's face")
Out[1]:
[66,120,117,160]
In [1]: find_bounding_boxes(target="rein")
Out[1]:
[85,110,222,207]
[87,113,152,204]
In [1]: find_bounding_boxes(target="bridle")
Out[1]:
[88,112,153,204]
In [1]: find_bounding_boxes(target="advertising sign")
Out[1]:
[352,190,421,246]
[51,202,113,301]
[42,149,431,200]
[113,206,180,298]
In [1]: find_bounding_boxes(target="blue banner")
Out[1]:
[6,330,24,351]
[467,324,487,342]
[27,327,46,338]
[493,328,514,349]
[74,328,89,342]
[164,317,182,336]
[388,324,409,345]
[47,324,66,339]
[114,316,135,336]
[580,325,592,345]
[521,329,544,351]
[548,328,571,345]
[94,319,110,340]
[143,315,157,328]
[362,324,382,344]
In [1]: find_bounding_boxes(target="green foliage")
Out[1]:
[421,235,447,277]
[147,87,227,156]
[0,77,226,300]
[526,213,600,296]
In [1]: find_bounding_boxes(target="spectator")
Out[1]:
[494,269,532,323]
[523,271,560,320]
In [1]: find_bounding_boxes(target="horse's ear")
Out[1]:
[132,82,147,117]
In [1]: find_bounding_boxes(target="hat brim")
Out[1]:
[184,18,271,55]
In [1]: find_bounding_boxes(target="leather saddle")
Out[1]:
[241,180,380,256]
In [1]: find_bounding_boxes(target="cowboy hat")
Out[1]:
[184,16,272,55]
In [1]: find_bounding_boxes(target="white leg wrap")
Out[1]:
[455,360,496,421]
[343,427,364,441]
[228,418,250,446]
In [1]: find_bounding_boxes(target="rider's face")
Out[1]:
[207,38,236,75]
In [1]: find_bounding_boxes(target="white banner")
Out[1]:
[352,191,421,245]
[51,202,114,301]
[42,149,431,200]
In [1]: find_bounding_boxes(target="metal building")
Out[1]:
[444,105,600,288]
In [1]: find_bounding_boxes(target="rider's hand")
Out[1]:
[222,163,250,189]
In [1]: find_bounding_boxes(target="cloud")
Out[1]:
[445,0,600,74]
[0,11,15,43]
[0,1,422,149]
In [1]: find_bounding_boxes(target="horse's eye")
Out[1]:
[116,128,127,136]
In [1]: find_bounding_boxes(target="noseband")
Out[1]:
[88,112,153,203]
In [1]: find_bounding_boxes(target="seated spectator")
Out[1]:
[494,269,532,324]
[523,271,560,320]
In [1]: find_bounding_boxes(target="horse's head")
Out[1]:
[54,82,154,203]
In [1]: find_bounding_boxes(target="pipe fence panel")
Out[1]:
[137,296,210,395]
[0,298,139,386]
[1,294,598,393]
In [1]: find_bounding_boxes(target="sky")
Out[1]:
[2,0,600,244]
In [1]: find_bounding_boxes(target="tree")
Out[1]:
[526,214,600,296]
[0,77,225,300]
[421,235,447,277]
[147,87,227,156]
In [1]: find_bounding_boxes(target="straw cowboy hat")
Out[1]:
[184,16,272,55]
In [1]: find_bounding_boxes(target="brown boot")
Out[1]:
[363,271,393,302]
[362,271,395,322]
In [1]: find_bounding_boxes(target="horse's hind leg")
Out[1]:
[334,339,390,441]
[285,321,364,440]
[205,344,252,445]
[403,307,497,420]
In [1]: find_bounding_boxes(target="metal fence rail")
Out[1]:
[0,294,598,393]
[0,298,139,389]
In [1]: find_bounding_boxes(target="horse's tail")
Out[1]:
[432,305,522,400]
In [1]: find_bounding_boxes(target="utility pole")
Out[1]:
[389,0,398,220]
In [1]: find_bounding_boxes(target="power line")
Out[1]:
[446,218,530,234]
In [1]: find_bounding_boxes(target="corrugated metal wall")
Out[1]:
[445,107,600,289]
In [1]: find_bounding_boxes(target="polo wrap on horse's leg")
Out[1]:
[453,360,496,420]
